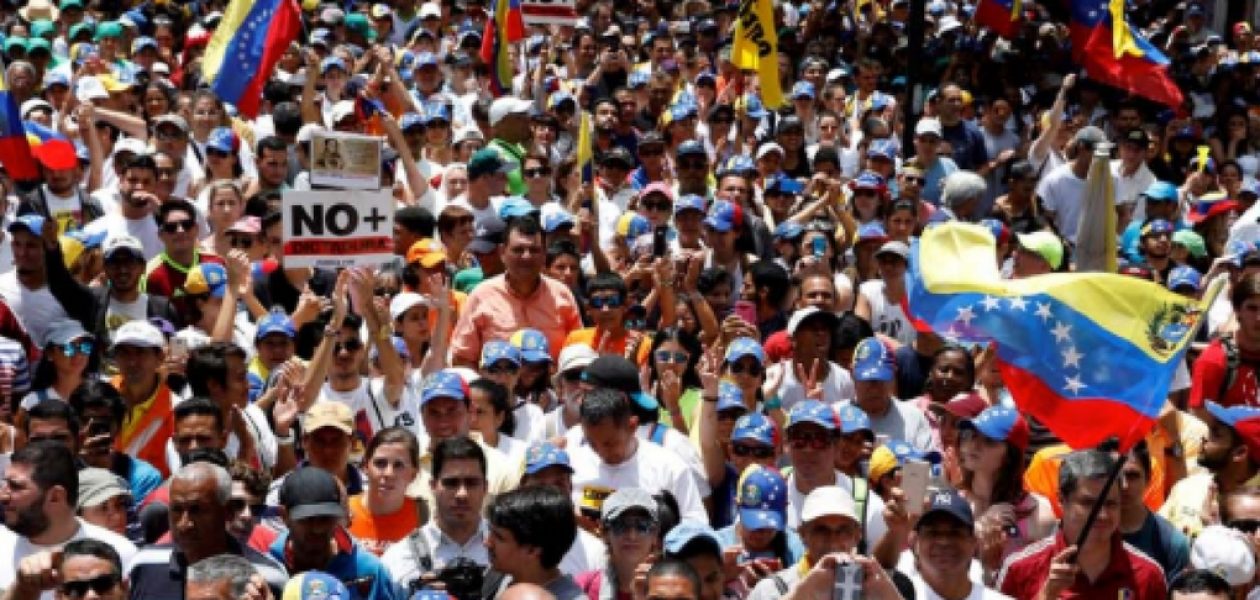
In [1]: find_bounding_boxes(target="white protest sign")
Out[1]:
[521,0,578,26]
[309,131,382,190]
[282,190,394,269]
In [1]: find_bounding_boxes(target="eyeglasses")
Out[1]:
[590,295,623,310]
[438,476,485,490]
[58,340,93,358]
[60,574,120,598]
[788,432,832,450]
[728,362,763,377]
[334,339,364,354]
[655,350,689,364]
[524,167,552,178]
[607,516,657,536]
[561,370,583,383]
[1229,518,1260,534]
[732,443,774,458]
[161,218,195,234]
[485,362,520,375]
[229,236,255,249]
[643,201,672,212]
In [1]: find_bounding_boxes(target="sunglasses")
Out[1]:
[788,432,832,450]
[60,575,119,598]
[655,350,689,364]
[229,236,255,249]
[732,443,775,458]
[561,369,583,382]
[58,340,94,358]
[485,363,520,375]
[590,295,623,310]
[642,201,672,212]
[639,146,665,156]
[524,167,552,178]
[607,517,657,536]
[161,218,195,234]
[728,362,763,376]
[225,497,269,517]
[901,175,924,184]
[334,339,364,353]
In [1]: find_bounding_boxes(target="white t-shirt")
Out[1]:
[771,359,856,412]
[0,519,138,600]
[82,213,163,261]
[838,399,935,451]
[104,294,149,342]
[565,422,713,498]
[897,551,989,595]
[42,186,85,233]
[858,280,915,346]
[511,398,547,444]
[321,377,423,440]
[0,272,71,347]
[558,528,607,577]
[785,471,887,549]
[908,573,1011,600]
[164,401,277,472]
[495,432,529,466]
[569,436,708,523]
[1036,164,1116,243]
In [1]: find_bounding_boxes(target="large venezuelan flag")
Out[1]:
[0,73,39,181]
[201,0,303,118]
[975,0,1022,39]
[905,223,1220,451]
[480,0,525,96]
[1071,0,1183,107]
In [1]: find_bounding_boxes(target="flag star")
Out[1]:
[1008,297,1028,311]
[1062,346,1082,369]
[956,305,976,326]
[1035,302,1053,321]
[1065,375,1086,394]
[1051,322,1072,343]
[980,296,1002,311]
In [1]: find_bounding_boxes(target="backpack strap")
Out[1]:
[1220,337,1240,405]
[853,477,869,555]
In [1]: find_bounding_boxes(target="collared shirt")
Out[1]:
[996,531,1166,600]
[380,519,490,590]
[449,274,582,366]
[127,537,288,599]
[270,528,404,600]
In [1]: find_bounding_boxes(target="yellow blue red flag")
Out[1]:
[577,110,593,184]
[1071,0,1184,107]
[201,0,304,117]
[480,0,525,95]
[0,67,39,181]
[905,223,1219,451]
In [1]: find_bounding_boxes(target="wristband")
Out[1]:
[275,431,295,445]
[764,395,782,410]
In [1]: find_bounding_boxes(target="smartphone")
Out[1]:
[833,561,863,600]
[811,236,827,258]
[901,459,931,517]
[169,336,188,361]
[653,226,668,258]
[733,300,757,324]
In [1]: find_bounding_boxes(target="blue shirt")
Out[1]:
[269,530,404,600]
[1123,511,1190,584]
[921,157,959,206]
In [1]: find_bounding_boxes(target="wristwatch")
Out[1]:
[275,431,295,446]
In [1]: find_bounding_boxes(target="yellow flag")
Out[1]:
[732,0,783,109]
[578,110,593,184]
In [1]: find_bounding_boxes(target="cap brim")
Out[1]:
[1205,401,1236,428]
[306,421,353,435]
[917,506,973,530]
[704,218,733,232]
[288,502,348,521]
[739,507,785,531]
[632,392,659,411]
[521,350,551,363]
[525,462,574,476]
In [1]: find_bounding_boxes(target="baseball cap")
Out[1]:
[663,520,723,557]
[321,56,348,74]
[787,400,840,431]
[790,81,816,100]
[1121,128,1150,147]
[152,114,190,134]
[675,194,706,215]
[787,306,841,336]
[103,235,145,262]
[112,321,164,349]
[917,487,975,530]
[510,329,551,363]
[732,412,778,445]
[851,337,893,382]
[524,442,573,475]
[205,127,237,154]
[1192,527,1258,587]
[255,308,296,341]
[20,99,52,119]
[183,263,228,298]
[755,143,785,162]
[775,221,805,241]
[489,97,532,127]
[934,391,988,420]
[93,21,123,40]
[43,318,89,347]
[558,344,598,374]
[641,181,674,204]
[389,292,427,322]
[875,240,910,261]
[499,197,538,221]
[407,238,447,268]
[1016,231,1064,270]
[850,171,887,192]
[468,148,513,179]
[481,340,522,368]
[736,465,788,531]
[837,404,874,437]
[960,406,1031,451]
[304,401,353,435]
[616,212,650,239]
[33,139,78,170]
[283,572,351,600]
[1168,265,1202,292]
[725,337,765,364]
[670,103,698,122]
[676,140,707,159]
[1140,218,1175,237]
[800,485,858,523]
[280,466,347,520]
[741,94,768,119]
[867,139,897,161]
[1141,181,1179,203]
[601,487,658,523]
[542,208,576,233]
[1072,125,1107,148]
[583,355,658,411]
[58,229,105,269]
[915,118,943,138]
[76,468,130,510]
[716,381,746,413]
[1205,401,1260,462]
[705,200,740,233]
[344,13,378,41]
[422,369,471,405]
[857,221,889,245]
[601,147,635,169]
[1172,230,1208,258]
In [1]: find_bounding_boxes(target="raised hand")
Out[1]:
[14,549,62,595]
[795,358,825,401]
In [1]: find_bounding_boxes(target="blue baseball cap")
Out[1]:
[716,381,746,413]
[284,571,351,600]
[498,197,539,221]
[837,404,873,436]
[850,171,887,191]
[1140,218,1174,237]
[705,200,739,233]
[787,400,840,431]
[206,127,237,154]
[481,340,522,368]
[917,487,974,529]
[775,221,805,241]
[857,221,889,244]
[664,520,723,557]
[415,51,439,68]
[1168,265,1202,292]
[676,139,707,158]
[524,442,573,475]
[399,112,425,131]
[867,139,897,160]
[765,175,804,196]
[421,369,470,405]
[743,94,768,119]
[675,194,706,215]
[719,155,756,177]
[511,328,551,363]
[1141,181,1179,203]
[852,337,893,382]
[696,70,716,86]
[725,337,765,364]
[670,103,698,121]
[64,228,106,249]
[183,263,228,299]
[960,406,1030,451]
[255,308,296,340]
[732,412,777,445]
[131,36,157,54]
[543,208,576,232]
[369,335,411,363]
[736,465,788,531]
[321,57,347,74]
[42,71,70,90]
[628,71,650,89]
[791,81,816,100]
[887,439,942,465]
[422,101,451,124]
[8,215,47,239]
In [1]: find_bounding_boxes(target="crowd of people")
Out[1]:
[1,0,1260,598]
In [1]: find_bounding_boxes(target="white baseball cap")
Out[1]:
[489,97,532,127]
[389,292,428,322]
[20,99,52,119]
[1190,525,1256,586]
[558,344,599,373]
[915,118,943,138]
[800,485,858,524]
[113,137,148,156]
[112,320,165,349]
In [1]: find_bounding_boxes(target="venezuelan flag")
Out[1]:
[1071,0,1184,107]
[975,0,1022,39]
[480,0,525,96]
[577,110,593,184]
[0,74,39,181]
[905,223,1220,451]
[201,0,303,118]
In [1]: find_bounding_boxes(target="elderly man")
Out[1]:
[929,171,988,224]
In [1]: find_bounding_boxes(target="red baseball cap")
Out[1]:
[33,139,79,171]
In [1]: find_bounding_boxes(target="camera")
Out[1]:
[410,558,485,600]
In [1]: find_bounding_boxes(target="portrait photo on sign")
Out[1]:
[310,131,383,190]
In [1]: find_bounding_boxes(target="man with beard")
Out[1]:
[1135,218,1175,284]
[17,139,105,233]
[0,442,137,597]
[82,155,164,259]
[84,235,181,346]
[1160,402,1260,537]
